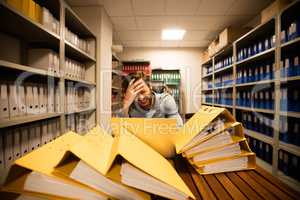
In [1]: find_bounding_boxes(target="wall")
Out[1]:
[119,47,203,114]
[72,6,113,131]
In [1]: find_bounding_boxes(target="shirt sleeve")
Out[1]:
[160,94,183,127]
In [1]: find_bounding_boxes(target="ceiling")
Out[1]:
[67,0,273,48]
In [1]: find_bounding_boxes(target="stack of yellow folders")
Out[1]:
[112,105,256,175]
[1,125,195,200]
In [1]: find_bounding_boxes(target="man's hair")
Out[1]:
[122,71,151,92]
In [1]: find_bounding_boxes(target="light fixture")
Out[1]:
[162,29,186,40]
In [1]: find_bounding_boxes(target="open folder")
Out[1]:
[2,132,109,200]
[53,125,195,200]
[111,105,256,175]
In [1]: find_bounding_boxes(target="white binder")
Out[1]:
[48,84,55,113]
[20,127,29,156]
[47,119,54,142]
[18,84,26,116]
[38,85,46,114]
[54,53,60,76]
[8,82,19,118]
[4,129,14,168]
[43,85,48,112]
[55,87,60,113]
[28,124,36,152]
[25,84,34,115]
[0,133,4,178]
[34,122,42,149]
[13,128,22,160]
[0,82,9,120]
[32,84,39,114]
[41,120,48,145]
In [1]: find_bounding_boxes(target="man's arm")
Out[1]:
[161,94,183,127]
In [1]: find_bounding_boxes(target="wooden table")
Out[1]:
[152,157,300,200]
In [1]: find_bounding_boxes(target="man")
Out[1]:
[120,73,183,127]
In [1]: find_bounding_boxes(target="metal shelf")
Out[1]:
[280,37,300,48]
[236,47,275,66]
[214,85,233,90]
[201,102,214,106]
[65,107,96,115]
[65,40,96,63]
[280,76,300,83]
[202,73,213,79]
[235,106,275,114]
[213,103,233,109]
[214,64,233,74]
[279,141,300,157]
[280,111,300,118]
[256,157,273,174]
[235,79,274,87]
[244,129,273,145]
[0,113,62,129]
[0,60,60,78]
[64,76,96,86]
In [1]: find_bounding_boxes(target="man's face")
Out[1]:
[135,79,152,107]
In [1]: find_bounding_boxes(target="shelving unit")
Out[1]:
[0,0,98,183]
[200,0,300,190]
[151,69,182,114]
[111,53,123,116]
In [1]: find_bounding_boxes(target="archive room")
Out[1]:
[1,0,300,199]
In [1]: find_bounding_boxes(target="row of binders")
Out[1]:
[280,86,300,112]
[203,79,213,89]
[65,84,95,113]
[246,136,273,164]
[205,65,213,75]
[214,55,234,70]
[151,72,181,84]
[278,149,300,182]
[65,57,86,80]
[169,87,180,102]
[237,89,274,109]
[65,27,92,55]
[237,35,275,61]
[0,82,59,120]
[28,48,60,76]
[0,106,255,200]
[281,20,300,43]
[279,116,300,147]
[6,0,60,36]
[0,117,61,183]
[236,62,274,84]
[122,64,151,76]
[203,93,213,103]
[214,73,233,87]
[66,113,95,135]
[280,55,300,78]
[239,112,273,137]
[214,90,233,105]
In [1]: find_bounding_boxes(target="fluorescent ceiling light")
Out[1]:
[162,29,186,40]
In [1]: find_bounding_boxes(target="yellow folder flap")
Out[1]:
[6,0,22,11]
[117,127,195,199]
[13,132,81,175]
[175,106,235,154]
[111,117,178,158]
[60,131,116,175]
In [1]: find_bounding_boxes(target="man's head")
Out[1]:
[123,72,153,108]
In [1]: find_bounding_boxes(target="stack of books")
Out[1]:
[112,105,256,175]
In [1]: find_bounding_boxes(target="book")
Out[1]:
[191,142,242,163]
[182,122,244,158]
[121,161,189,200]
[54,158,149,200]
[195,153,256,174]
[4,171,106,200]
